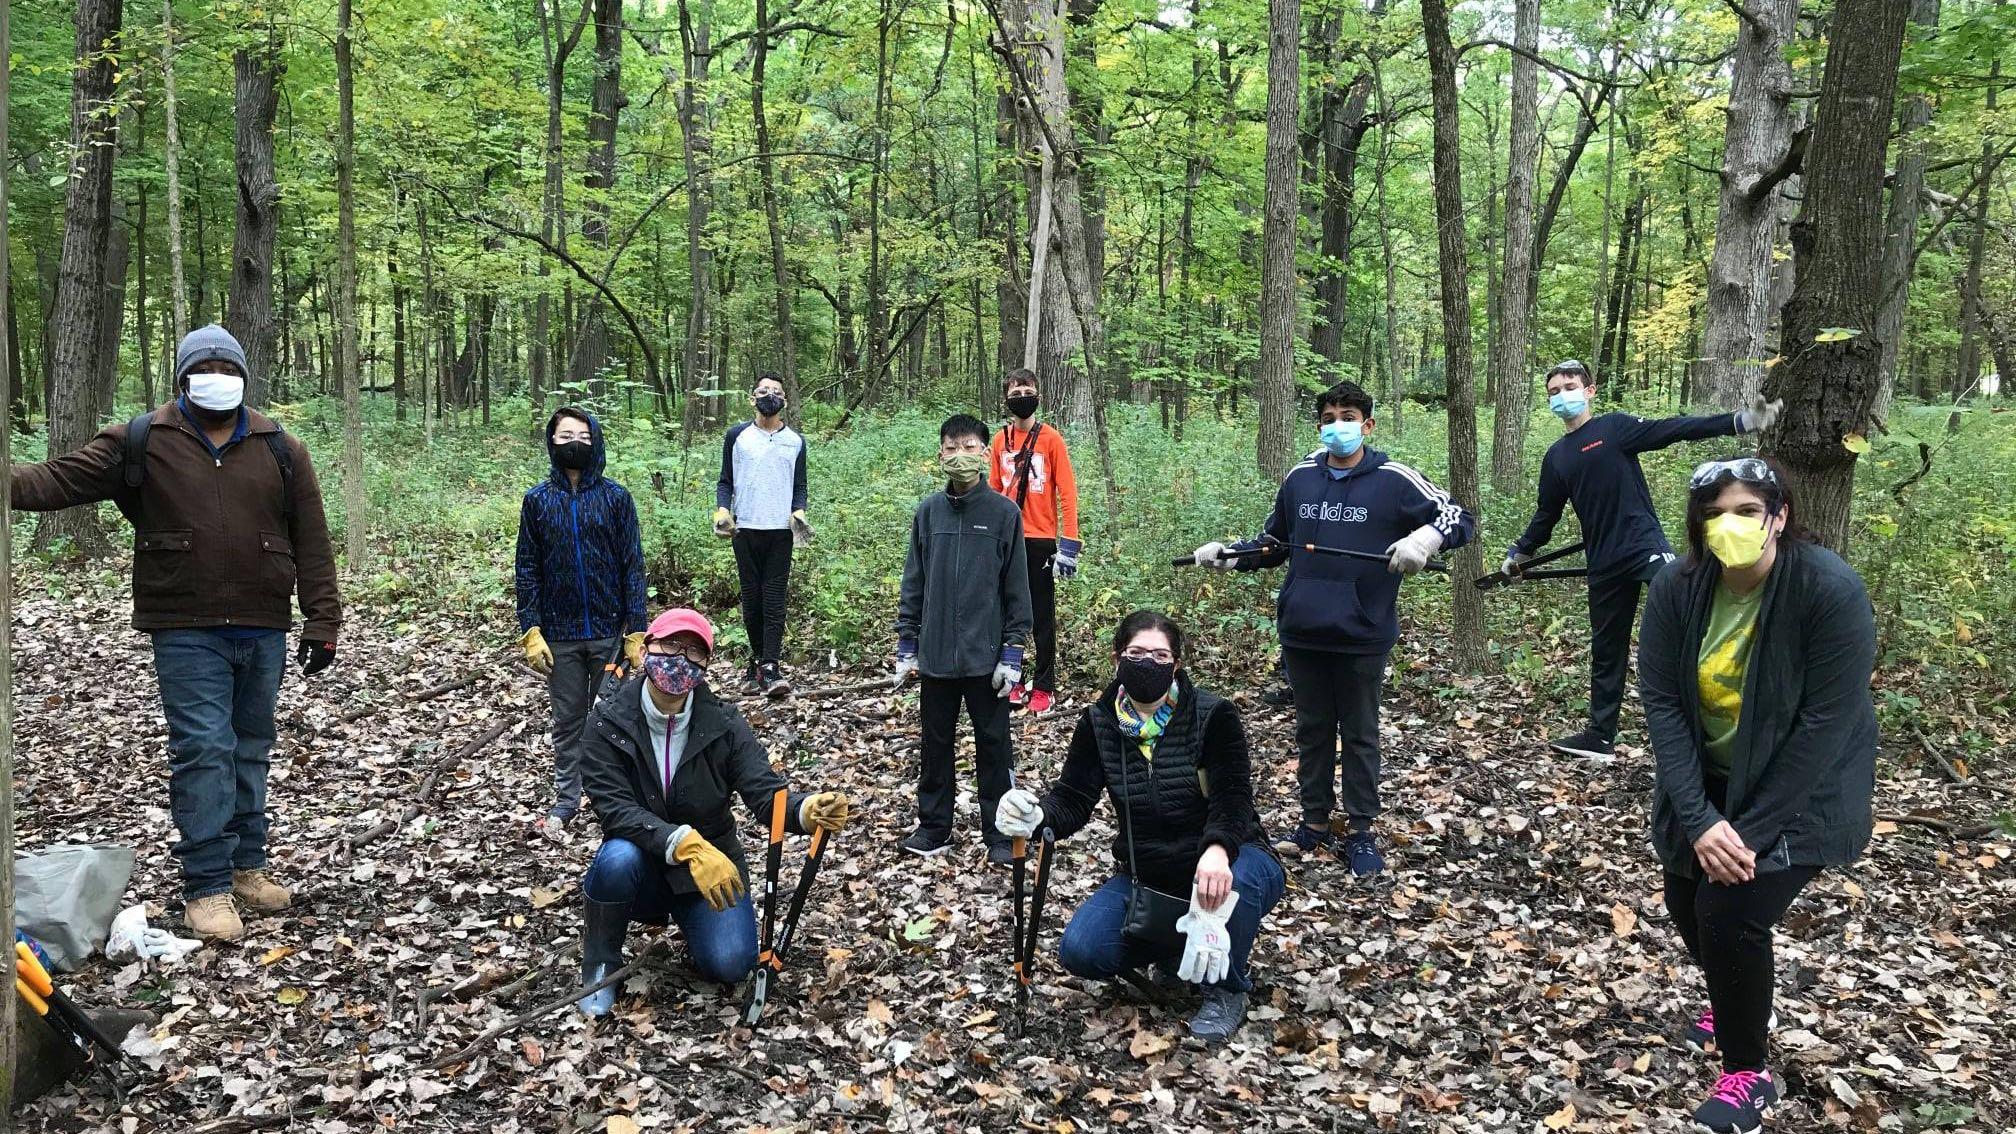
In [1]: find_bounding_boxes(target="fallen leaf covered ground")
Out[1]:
[13,570,2014,1134]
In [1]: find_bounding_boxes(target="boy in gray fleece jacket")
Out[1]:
[892,414,1034,865]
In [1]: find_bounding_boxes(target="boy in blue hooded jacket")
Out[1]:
[516,407,651,831]
[1191,381,1474,875]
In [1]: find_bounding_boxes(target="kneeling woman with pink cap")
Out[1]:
[574,607,851,1016]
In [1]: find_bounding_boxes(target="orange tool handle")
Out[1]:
[16,943,54,998]
[16,978,48,1016]
[807,827,829,857]
[768,789,788,842]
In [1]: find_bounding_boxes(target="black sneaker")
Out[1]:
[1188,987,1248,1043]
[1690,1069,1778,1134]
[900,829,953,858]
[760,663,793,698]
[1547,729,1615,759]
[738,664,763,694]
[1273,824,1335,857]
[1260,682,1295,707]
[986,842,1015,868]
[1340,830,1386,876]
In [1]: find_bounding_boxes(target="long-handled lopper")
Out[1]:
[1174,539,1450,573]
[743,788,835,1027]
[1009,826,1057,1038]
[16,942,124,1064]
[592,636,630,702]
[1473,540,1589,591]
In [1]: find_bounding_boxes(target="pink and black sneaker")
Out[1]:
[1683,1008,1778,1053]
[1691,1069,1779,1134]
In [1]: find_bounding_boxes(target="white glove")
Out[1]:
[790,510,815,547]
[1175,885,1241,985]
[1500,550,1531,577]
[1738,395,1783,434]
[995,789,1043,839]
[1192,541,1237,570]
[992,661,1023,696]
[891,654,918,688]
[106,904,203,964]
[1385,524,1444,576]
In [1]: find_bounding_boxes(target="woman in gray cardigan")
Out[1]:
[1637,456,1876,1134]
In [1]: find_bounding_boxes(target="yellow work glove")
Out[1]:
[520,627,554,675]
[798,791,851,834]
[671,830,745,912]
[713,507,737,538]
[622,632,646,671]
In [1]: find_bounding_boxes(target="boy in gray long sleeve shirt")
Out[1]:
[892,414,1032,864]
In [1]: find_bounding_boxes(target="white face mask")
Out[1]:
[187,372,245,412]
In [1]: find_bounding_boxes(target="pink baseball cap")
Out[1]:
[645,607,715,652]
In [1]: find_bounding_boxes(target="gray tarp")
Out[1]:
[15,844,136,971]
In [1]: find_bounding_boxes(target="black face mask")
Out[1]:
[1116,656,1177,704]
[554,441,595,471]
[1006,394,1039,420]
[755,394,786,417]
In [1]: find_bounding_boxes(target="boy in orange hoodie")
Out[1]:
[988,368,1081,715]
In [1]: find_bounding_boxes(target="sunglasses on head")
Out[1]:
[1689,456,1778,490]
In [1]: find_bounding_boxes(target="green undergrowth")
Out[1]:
[10,394,2013,760]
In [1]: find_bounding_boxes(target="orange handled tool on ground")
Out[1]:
[16,941,124,1063]
[744,787,837,1027]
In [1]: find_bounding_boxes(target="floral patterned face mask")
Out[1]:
[645,653,705,696]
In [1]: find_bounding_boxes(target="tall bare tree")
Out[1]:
[750,0,801,417]
[37,0,124,557]
[228,28,283,406]
[336,0,366,568]
[1254,0,1300,480]
[1697,0,1800,408]
[162,0,190,341]
[1487,0,1540,490]
[1,0,19,1109]
[1420,0,1487,670]
[676,0,716,433]
[1762,0,1910,551]
[569,0,625,385]
[1873,0,1940,420]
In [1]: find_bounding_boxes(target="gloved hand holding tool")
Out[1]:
[713,506,737,538]
[1475,541,1590,592]
[745,787,843,1027]
[790,510,815,547]
[521,626,555,675]
[1384,524,1445,576]
[1174,885,1242,986]
[995,789,1044,840]
[891,640,919,688]
[993,645,1025,698]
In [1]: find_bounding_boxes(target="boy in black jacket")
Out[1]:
[1191,381,1474,875]
[1505,360,1780,759]
[892,415,1034,865]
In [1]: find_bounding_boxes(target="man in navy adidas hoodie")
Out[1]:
[1192,381,1474,875]
[1504,360,1779,760]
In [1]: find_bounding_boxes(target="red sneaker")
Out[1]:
[1007,682,1028,707]
[1027,689,1055,715]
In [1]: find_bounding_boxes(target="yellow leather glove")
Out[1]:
[672,830,744,912]
[713,507,737,538]
[799,791,851,834]
[622,632,646,670]
[520,627,554,675]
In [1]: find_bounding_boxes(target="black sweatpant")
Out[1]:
[916,674,1014,846]
[1586,557,1666,743]
[1282,646,1389,832]
[1665,865,1818,1071]
[1025,537,1058,693]
[732,528,794,668]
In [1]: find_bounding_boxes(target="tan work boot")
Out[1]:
[185,894,245,941]
[232,869,292,914]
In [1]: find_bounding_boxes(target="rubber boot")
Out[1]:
[578,897,630,1018]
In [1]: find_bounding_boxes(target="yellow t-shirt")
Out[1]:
[1697,581,1764,775]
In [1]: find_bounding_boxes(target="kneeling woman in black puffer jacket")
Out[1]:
[995,610,1284,1043]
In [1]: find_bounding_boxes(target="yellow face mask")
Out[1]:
[1704,512,1771,569]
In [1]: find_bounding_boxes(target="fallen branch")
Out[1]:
[351,716,522,848]
[424,938,671,1071]
[338,673,484,723]
[1915,726,1974,786]
[1877,812,2001,841]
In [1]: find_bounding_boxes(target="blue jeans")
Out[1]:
[1056,841,1285,994]
[582,838,759,984]
[152,630,288,899]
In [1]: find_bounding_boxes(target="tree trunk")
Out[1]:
[336,0,366,569]
[228,35,282,407]
[93,192,130,410]
[1254,0,1300,480]
[1762,0,1909,553]
[1697,0,1799,409]
[750,0,801,419]
[162,0,189,341]
[1,0,18,1101]
[535,0,589,415]
[1873,0,1939,421]
[1953,58,1997,398]
[569,0,624,385]
[36,0,123,558]
[1419,0,1487,672]
[1373,53,1402,438]
[1487,0,1540,491]
[676,0,716,435]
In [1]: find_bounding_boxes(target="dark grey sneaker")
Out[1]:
[760,663,793,698]
[900,829,953,858]
[1187,986,1248,1043]
[1548,729,1615,759]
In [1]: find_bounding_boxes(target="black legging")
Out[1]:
[1665,864,1818,1072]
[732,528,793,668]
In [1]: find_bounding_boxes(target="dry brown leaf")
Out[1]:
[1544,1101,1577,1130]
[1128,1030,1173,1060]
[607,1118,640,1134]
[258,946,296,966]
[1609,902,1637,937]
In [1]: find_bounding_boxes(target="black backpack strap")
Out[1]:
[264,426,295,524]
[115,412,154,524]
[1010,423,1042,511]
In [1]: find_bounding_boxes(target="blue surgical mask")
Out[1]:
[1549,390,1589,420]
[1319,420,1364,458]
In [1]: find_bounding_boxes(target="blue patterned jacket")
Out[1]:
[514,411,649,641]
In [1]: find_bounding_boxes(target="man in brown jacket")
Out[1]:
[10,324,342,941]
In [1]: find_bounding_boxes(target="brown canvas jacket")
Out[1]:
[10,403,342,641]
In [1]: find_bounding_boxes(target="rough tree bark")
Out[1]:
[569,0,625,385]
[228,33,282,406]
[1953,57,1998,398]
[1487,0,1540,491]
[37,0,123,557]
[536,0,591,417]
[1420,0,1487,671]
[162,0,189,341]
[676,0,716,434]
[337,0,366,568]
[1762,0,1910,552]
[1698,0,1800,409]
[1873,0,1940,422]
[1254,0,1300,480]
[750,0,802,418]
